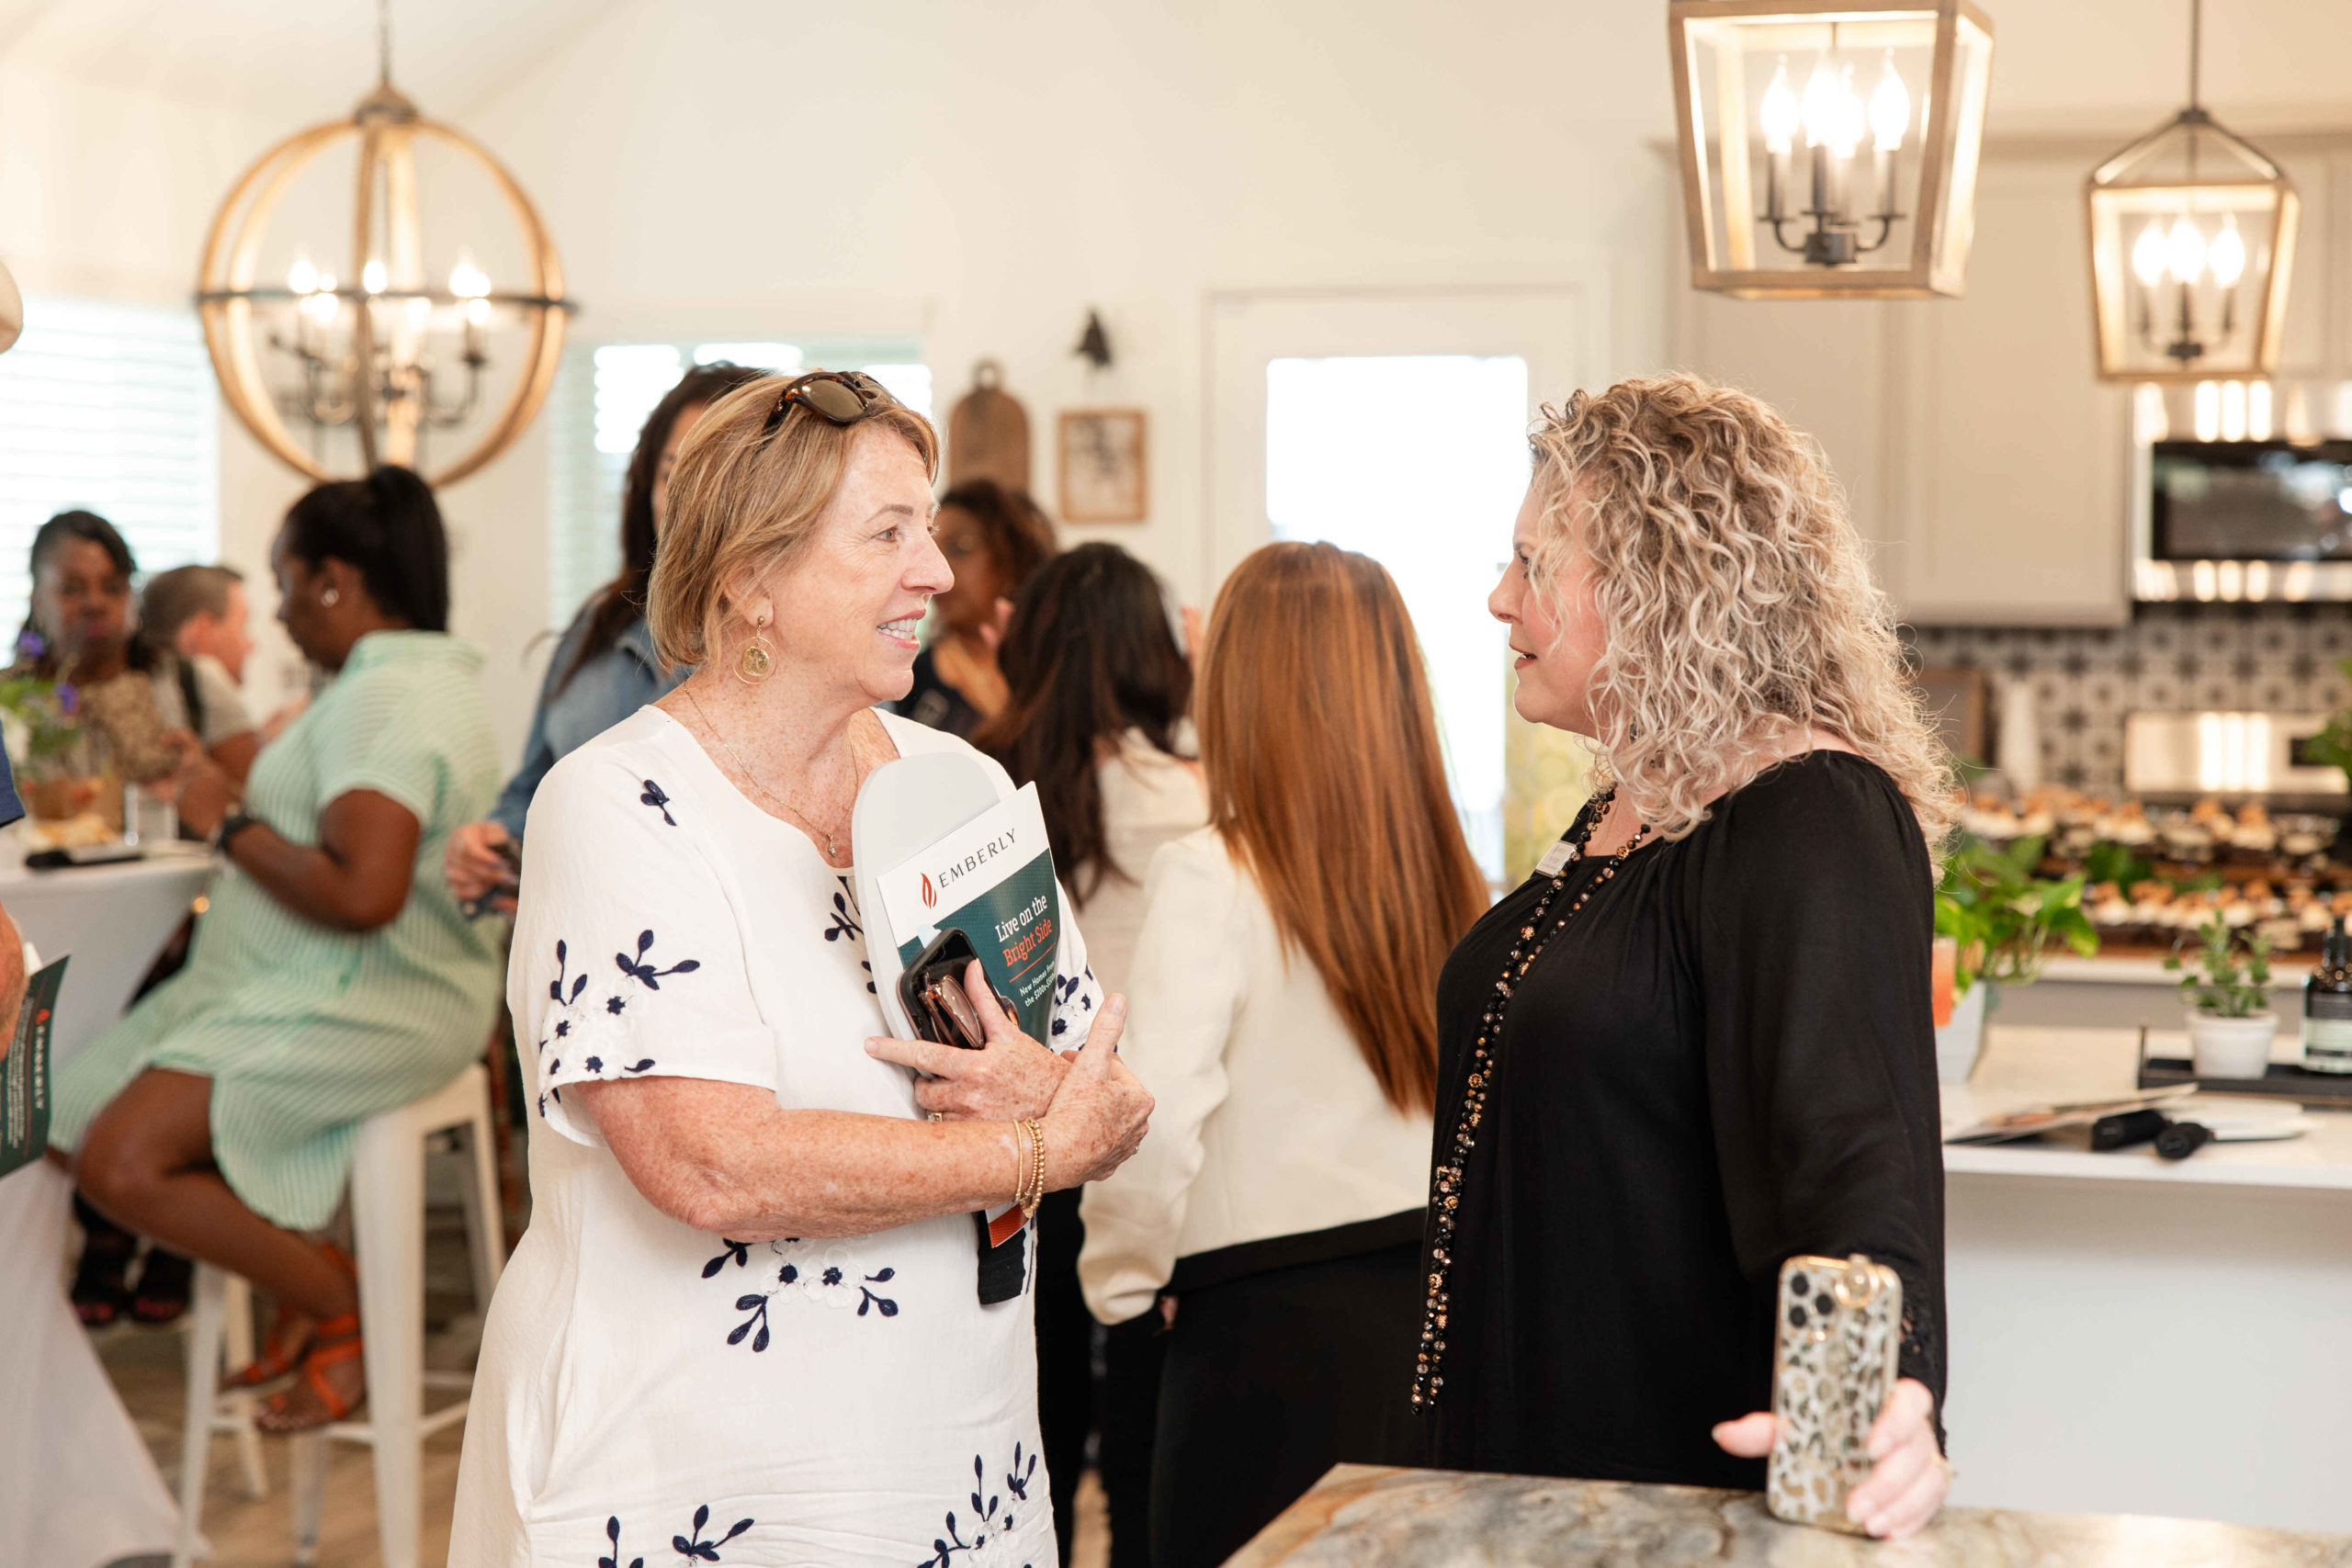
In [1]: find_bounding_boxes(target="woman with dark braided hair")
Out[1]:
[445,361,766,912]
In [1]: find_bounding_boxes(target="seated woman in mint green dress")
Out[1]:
[51,466,504,1431]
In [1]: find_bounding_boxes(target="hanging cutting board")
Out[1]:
[947,359,1031,491]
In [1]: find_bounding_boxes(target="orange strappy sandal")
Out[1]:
[227,1242,356,1391]
[255,1312,365,1433]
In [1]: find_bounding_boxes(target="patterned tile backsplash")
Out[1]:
[1905,604,2352,795]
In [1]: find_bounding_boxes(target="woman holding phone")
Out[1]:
[1415,375,1953,1540]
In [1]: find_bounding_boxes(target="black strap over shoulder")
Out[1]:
[175,657,205,738]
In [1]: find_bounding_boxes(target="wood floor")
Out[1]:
[101,1314,1110,1568]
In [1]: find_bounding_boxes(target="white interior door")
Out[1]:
[1205,289,1586,880]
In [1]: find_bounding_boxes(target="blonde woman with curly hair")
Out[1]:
[1412,374,1953,1539]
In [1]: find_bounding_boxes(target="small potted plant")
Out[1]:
[2165,917,2278,1080]
[1933,833,2099,1083]
[0,629,130,852]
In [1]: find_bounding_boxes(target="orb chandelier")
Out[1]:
[2086,0,2297,383]
[195,4,571,486]
[1668,0,1996,299]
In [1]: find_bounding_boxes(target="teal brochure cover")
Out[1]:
[876,784,1058,1042]
[0,955,70,1179]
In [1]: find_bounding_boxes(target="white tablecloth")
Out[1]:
[0,852,215,1565]
[0,850,217,1069]
[0,1160,181,1567]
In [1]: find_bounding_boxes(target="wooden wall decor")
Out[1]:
[1057,408,1148,524]
[0,257,21,356]
[946,359,1031,491]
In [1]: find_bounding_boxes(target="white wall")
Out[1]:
[7,0,2352,758]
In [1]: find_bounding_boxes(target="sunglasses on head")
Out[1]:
[762,369,899,437]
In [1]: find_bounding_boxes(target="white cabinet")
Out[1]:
[1673,136,2352,628]
[1884,155,2131,625]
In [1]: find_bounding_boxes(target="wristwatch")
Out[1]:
[212,811,265,854]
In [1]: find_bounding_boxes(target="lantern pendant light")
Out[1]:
[195,0,571,485]
[2086,0,2297,383]
[1669,0,1996,299]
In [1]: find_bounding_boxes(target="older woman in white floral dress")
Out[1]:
[450,372,1153,1568]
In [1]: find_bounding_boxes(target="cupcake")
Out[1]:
[2226,804,2278,866]
[2279,818,2330,862]
[2158,815,2216,865]
[2101,803,2158,851]
[2089,883,2137,946]
[1962,794,2021,846]
[2131,882,2178,948]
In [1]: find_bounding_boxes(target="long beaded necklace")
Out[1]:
[1411,786,1651,1413]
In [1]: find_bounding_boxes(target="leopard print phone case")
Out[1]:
[1766,1253,1902,1533]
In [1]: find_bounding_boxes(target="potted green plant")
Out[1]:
[2164,917,2278,1079]
[2299,657,2352,856]
[0,656,107,829]
[1933,833,2099,1083]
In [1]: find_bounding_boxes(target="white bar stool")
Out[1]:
[174,1061,505,1568]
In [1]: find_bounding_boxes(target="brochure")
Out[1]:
[852,761,1065,1299]
[0,955,70,1179]
[876,784,1061,1258]
[876,783,1059,1044]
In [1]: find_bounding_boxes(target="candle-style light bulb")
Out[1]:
[1759,57,1800,155]
[287,252,318,295]
[2209,214,2247,288]
[1829,62,1866,158]
[361,258,388,295]
[1869,50,1910,152]
[1800,54,1840,149]
[2165,213,2206,284]
[2132,220,2169,286]
[448,253,492,299]
[302,274,340,323]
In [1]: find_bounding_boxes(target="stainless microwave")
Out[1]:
[2131,437,2352,602]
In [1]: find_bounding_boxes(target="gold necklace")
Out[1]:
[684,686,857,860]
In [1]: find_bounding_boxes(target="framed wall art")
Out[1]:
[1057,408,1148,524]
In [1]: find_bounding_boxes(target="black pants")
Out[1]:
[1148,1241,1420,1568]
[1034,1190,1092,1562]
[1035,1190,1163,1567]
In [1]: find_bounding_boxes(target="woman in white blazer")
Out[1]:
[1078,541,1487,1568]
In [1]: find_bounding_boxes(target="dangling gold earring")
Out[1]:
[736,614,775,684]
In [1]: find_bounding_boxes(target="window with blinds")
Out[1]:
[546,339,931,627]
[0,294,220,639]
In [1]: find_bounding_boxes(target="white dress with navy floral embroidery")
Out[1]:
[449,706,1102,1568]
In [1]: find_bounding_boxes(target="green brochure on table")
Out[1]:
[0,955,70,1179]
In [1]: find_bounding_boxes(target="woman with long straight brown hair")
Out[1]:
[1079,539,1486,1568]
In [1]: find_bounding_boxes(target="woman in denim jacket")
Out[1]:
[445,362,763,911]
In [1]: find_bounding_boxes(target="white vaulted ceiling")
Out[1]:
[0,0,629,123]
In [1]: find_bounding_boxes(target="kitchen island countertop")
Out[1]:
[1942,1024,2352,1190]
[1226,1465,2352,1566]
